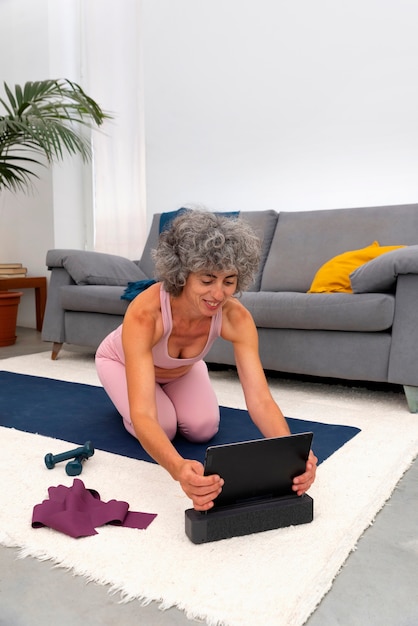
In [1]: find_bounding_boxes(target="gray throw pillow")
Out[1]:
[350,246,418,293]
[63,251,148,286]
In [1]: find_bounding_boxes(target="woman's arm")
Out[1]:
[121,294,223,510]
[222,300,317,494]
[221,300,289,436]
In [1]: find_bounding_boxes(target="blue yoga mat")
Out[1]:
[0,371,360,465]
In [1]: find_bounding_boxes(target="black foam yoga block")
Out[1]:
[185,494,314,544]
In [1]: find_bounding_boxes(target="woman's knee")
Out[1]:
[179,413,220,443]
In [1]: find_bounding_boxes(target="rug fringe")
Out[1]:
[6,542,228,626]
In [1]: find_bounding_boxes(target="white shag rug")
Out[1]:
[1,350,418,626]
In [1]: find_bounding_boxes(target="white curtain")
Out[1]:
[81,0,147,258]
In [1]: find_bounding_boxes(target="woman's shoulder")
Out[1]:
[221,297,258,346]
[123,282,164,346]
[125,282,162,321]
[130,281,161,304]
[222,296,254,331]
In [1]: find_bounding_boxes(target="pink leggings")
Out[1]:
[95,355,220,443]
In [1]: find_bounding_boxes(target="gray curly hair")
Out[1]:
[152,209,261,297]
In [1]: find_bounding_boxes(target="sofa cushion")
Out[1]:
[62,251,147,286]
[137,210,279,292]
[60,285,130,315]
[137,213,160,278]
[350,245,418,293]
[308,242,405,293]
[241,210,278,291]
[261,205,418,292]
[239,291,395,331]
[59,285,395,333]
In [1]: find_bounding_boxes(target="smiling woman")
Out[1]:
[95,208,318,511]
[152,209,261,296]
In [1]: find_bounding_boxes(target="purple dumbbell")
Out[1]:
[44,441,94,471]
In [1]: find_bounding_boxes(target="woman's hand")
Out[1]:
[177,460,224,511]
[292,449,317,496]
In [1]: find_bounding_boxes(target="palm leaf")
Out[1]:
[0,155,41,193]
[0,79,111,193]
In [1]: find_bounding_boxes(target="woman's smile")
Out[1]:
[181,270,238,316]
[202,297,223,311]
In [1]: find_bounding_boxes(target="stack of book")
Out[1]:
[0,263,28,279]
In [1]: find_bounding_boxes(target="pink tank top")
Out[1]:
[96,285,223,369]
[152,286,223,369]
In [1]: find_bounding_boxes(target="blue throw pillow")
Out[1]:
[159,208,240,233]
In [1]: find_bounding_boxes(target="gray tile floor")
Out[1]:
[1,328,417,626]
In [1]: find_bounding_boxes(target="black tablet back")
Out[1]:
[204,432,313,508]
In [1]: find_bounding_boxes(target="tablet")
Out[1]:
[204,432,313,508]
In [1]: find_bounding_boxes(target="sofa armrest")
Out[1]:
[350,245,418,293]
[46,249,81,269]
[41,266,74,344]
[42,248,148,348]
[388,274,418,387]
[45,249,148,286]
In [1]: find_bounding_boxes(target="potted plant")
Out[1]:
[0,78,110,345]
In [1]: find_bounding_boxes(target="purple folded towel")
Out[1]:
[32,478,157,538]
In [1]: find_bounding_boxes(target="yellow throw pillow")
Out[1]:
[308,242,406,293]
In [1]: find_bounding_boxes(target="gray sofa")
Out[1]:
[42,204,418,412]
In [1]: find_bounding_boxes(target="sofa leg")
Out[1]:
[51,342,63,360]
[403,385,418,413]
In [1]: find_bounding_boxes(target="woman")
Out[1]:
[96,209,317,511]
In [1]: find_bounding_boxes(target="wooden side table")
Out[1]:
[0,276,47,331]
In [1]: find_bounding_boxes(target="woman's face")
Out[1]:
[183,270,238,316]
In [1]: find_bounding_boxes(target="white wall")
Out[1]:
[0,0,54,326]
[0,0,92,326]
[1,0,418,327]
[142,0,418,214]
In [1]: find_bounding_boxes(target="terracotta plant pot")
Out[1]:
[0,291,23,347]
